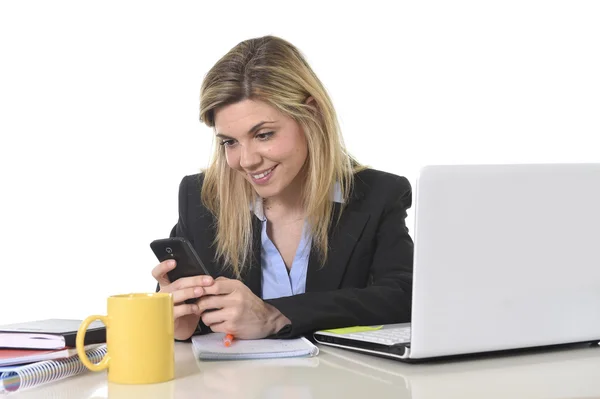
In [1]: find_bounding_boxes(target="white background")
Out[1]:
[1,0,598,325]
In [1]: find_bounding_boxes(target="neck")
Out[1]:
[263,178,305,221]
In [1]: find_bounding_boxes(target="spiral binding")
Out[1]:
[0,345,107,394]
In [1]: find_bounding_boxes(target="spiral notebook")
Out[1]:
[0,344,106,394]
[192,333,319,360]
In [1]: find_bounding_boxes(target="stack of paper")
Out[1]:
[192,333,319,360]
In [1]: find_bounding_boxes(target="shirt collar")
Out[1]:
[251,182,344,222]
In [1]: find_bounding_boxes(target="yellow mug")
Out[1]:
[76,293,175,384]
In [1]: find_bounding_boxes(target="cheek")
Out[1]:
[274,138,307,161]
[297,142,308,157]
[224,150,240,169]
[277,146,306,174]
[293,138,308,162]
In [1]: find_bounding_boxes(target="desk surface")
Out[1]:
[9,342,600,399]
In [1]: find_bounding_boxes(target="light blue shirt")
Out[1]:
[253,184,344,300]
[261,219,312,300]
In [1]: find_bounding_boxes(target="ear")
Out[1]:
[304,96,319,115]
[305,96,316,106]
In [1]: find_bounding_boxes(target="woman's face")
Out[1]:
[214,99,308,200]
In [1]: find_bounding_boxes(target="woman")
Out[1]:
[152,35,413,340]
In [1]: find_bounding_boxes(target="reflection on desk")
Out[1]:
[7,342,600,399]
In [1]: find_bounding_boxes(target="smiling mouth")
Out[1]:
[250,166,276,179]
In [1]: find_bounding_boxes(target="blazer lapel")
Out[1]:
[243,216,263,298]
[306,202,370,292]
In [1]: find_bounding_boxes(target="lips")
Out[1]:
[247,165,277,185]
[250,166,275,179]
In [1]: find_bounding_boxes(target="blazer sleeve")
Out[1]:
[265,177,414,338]
[156,175,210,338]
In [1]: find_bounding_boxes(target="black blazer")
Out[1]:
[169,168,414,338]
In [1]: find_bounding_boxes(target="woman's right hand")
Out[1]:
[151,259,214,340]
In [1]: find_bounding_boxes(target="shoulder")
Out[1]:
[179,172,205,193]
[352,168,412,204]
[177,172,210,205]
[177,172,213,220]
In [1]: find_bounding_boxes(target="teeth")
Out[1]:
[252,167,273,179]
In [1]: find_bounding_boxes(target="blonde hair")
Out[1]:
[199,35,362,278]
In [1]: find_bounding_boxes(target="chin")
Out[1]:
[253,186,281,199]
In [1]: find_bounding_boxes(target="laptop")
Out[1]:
[314,163,600,361]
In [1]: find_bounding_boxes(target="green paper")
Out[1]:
[322,325,384,334]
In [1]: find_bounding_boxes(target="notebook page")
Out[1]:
[192,333,319,360]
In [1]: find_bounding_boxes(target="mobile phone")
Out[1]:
[150,237,212,286]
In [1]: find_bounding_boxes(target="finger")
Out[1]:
[197,294,228,314]
[171,287,204,305]
[206,321,227,334]
[151,260,176,287]
[173,302,199,319]
[170,275,214,291]
[201,309,228,326]
[201,278,240,296]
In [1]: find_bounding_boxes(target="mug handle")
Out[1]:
[76,315,110,372]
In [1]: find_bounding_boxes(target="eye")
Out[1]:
[256,131,274,141]
[219,139,237,147]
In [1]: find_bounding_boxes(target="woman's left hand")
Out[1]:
[197,277,291,339]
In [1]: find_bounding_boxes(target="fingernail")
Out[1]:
[194,287,203,296]
[203,277,212,284]
[191,304,199,312]
[167,260,176,267]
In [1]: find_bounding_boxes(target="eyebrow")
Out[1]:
[215,121,274,139]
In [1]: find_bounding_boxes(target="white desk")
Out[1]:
[9,342,600,398]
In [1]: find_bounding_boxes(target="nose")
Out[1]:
[239,143,261,170]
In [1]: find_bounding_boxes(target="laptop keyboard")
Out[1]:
[343,326,411,345]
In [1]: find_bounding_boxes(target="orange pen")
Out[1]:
[223,333,234,347]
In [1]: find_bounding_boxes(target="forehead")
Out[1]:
[214,99,279,135]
